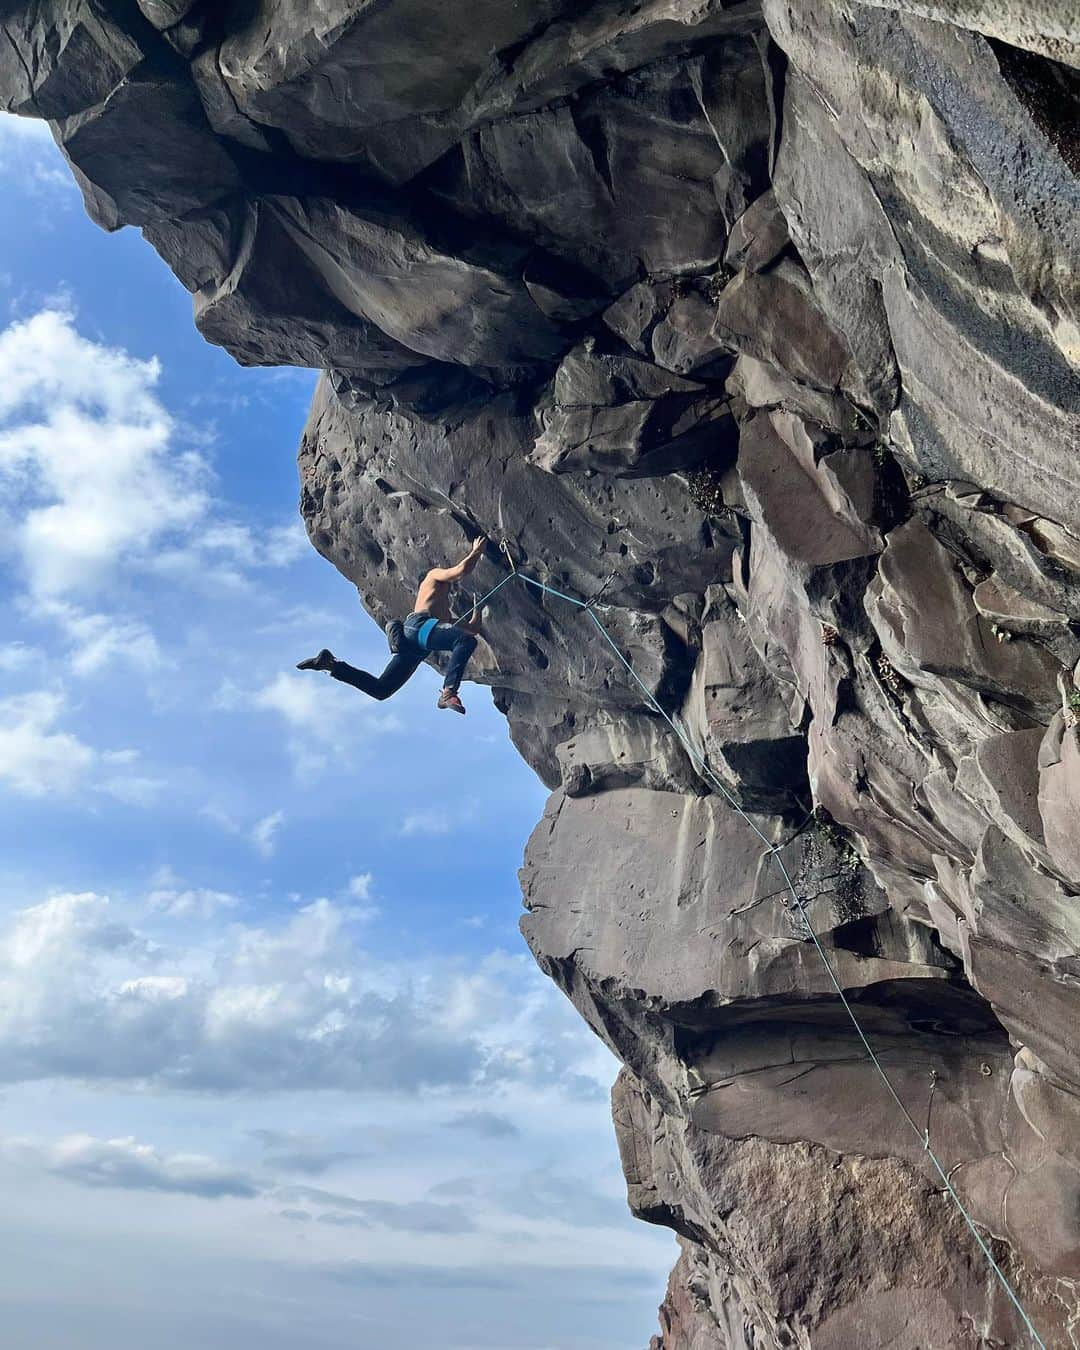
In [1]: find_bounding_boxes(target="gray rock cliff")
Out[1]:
[4,1,1078,1343]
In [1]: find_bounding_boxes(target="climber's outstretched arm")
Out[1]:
[428,536,486,584]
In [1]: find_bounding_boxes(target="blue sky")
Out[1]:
[0,114,674,1348]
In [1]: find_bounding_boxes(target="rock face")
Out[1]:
[5,2,1079,1344]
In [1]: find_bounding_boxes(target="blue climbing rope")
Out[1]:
[453,546,1047,1349]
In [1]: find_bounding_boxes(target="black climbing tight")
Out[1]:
[330,651,422,701]
[330,614,478,701]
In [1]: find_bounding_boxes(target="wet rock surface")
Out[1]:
[4,1,1079,1344]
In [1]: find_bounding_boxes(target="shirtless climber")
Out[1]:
[296,537,488,715]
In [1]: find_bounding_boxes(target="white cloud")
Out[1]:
[0,641,37,671]
[6,1132,257,1199]
[344,872,379,921]
[0,688,159,804]
[3,892,147,969]
[36,600,161,676]
[250,810,284,859]
[0,311,303,630]
[249,671,400,778]
[0,114,72,196]
[0,688,96,795]
[253,673,324,735]
[347,874,373,902]
[262,520,309,567]
[137,516,308,599]
[147,886,241,920]
[0,890,603,1097]
[101,773,166,808]
[251,672,397,742]
[251,603,345,638]
[201,519,308,570]
[102,750,140,766]
[400,809,452,837]
[0,309,209,598]
[117,976,189,1001]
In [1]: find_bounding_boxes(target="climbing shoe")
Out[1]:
[386,619,405,654]
[438,690,466,715]
[297,649,335,672]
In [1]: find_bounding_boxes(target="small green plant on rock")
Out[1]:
[812,807,842,849]
[813,808,857,865]
[1066,686,1080,728]
[841,847,862,873]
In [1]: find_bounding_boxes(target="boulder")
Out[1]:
[5,0,1079,1341]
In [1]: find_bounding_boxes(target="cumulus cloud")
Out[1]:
[36,600,162,676]
[249,671,399,777]
[0,688,96,795]
[4,892,149,969]
[0,687,159,803]
[0,310,313,685]
[200,519,309,570]
[5,1132,257,1199]
[253,674,325,735]
[0,309,209,599]
[263,521,310,567]
[0,890,597,1096]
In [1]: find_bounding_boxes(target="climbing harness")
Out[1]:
[415,616,440,650]
[452,546,1047,1350]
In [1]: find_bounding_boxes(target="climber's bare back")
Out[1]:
[414,538,487,620]
[415,572,453,620]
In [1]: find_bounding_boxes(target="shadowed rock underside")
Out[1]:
[4,1,1079,1344]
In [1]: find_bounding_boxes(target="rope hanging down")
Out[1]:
[454,545,1046,1350]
